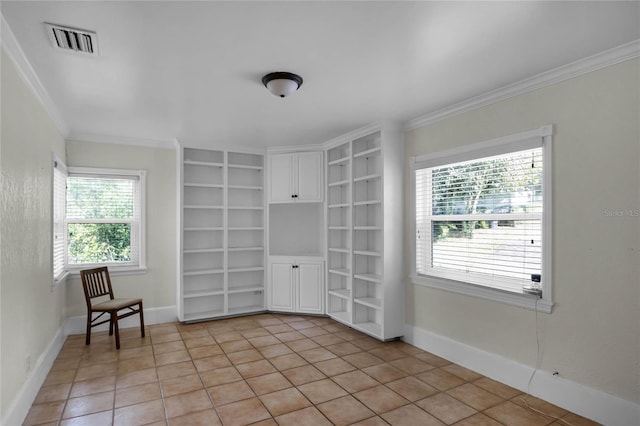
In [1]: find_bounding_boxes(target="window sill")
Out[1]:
[410,274,553,313]
[67,266,147,278]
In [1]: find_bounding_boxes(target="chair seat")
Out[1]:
[92,298,143,311]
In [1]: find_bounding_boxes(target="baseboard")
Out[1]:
[403,324,640,426]
[1,327,66,426]
[63,305,178,335]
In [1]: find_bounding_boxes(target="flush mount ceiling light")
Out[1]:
[262,72,303,98]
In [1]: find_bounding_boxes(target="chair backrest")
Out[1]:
[80,267,115,308]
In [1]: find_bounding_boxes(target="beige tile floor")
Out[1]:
[24,314,599,426]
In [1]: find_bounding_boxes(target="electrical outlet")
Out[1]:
[26,354,31,373]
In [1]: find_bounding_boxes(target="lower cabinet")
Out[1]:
[269,256,324,314]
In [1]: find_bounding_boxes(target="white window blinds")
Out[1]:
[415,147,544,294]
[52,155,67,282]
[66,170,142,266]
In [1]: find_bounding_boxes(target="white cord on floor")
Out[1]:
[519,297,574,425]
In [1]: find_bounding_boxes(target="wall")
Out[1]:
[0,49,67,420]
[404,59,640,404]
[64,140,177,318]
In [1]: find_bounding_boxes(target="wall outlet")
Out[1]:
[26,353,31,373]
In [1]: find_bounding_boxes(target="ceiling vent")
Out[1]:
[45,23,98,55]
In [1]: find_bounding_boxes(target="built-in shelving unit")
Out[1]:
[325,124,404,340]
[178,147,265,321]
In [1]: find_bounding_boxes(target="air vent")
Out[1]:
[45,23,98,55]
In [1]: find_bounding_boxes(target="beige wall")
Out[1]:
[0,50,67,417]
[404,59,640,403]
[64,140,177,317]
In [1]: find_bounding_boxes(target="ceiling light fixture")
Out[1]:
[262,72,303,98]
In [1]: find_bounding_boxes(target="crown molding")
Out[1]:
[67,132,177,150]
[405,39,640,131]
[1,14,69,137]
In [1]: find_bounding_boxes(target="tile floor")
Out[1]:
[24,314,598,426]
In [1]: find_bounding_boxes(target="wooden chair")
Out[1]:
[80,267,145,349]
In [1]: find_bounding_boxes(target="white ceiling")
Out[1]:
[2,1,639,149]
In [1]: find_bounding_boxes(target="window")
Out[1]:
[66,167,146,272]
[52,154,68,284]
[411,126,553,312]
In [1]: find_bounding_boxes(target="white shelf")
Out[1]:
[328,203,350,209]
[354,297,382,309]
[353,250,381,257]
[354,226,381,231]
[228,164,263,171]
[228,227,264,231]
[328,289,350,300]
[184,248,224,254]
[354,174,381,183]
[353,147,381,158]
[184,205,224,210]
[228,185,263,190]
[228,266,264,273]
[184,227,224,232]
[184,183,224,188]
[183,268,225,276]
[228,206,264,210]
[184,289,225,299]
[328,179,350,187]
[354,273,382,283]
[354,200,381,206]
[228,246,264,252]
[328,157,350,166]
[228,285,264,294]
[184,309,225,322]
[328,311,351,323]
[184,160,224,168]
[228,305,266,315]
[329,268,351,277]
[328,247,350,253]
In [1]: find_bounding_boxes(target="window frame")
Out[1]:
[410,126,553,313]
[65,166,147,275]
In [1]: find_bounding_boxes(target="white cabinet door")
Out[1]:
[269,152,323,203]
[297,262,324,314]
[269,154,295,203]
[270,262,294,311]
[296,152,323,202]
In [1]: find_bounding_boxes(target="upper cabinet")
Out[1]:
[268,151,323,203]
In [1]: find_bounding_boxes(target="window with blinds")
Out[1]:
[52,155,67,282]
[66,168,145,269]
[414,138,547,296]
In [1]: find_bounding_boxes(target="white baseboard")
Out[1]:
[63,305,178,335]
[403,324,640,426]
[3,305,177,426]
[1,327,66,426]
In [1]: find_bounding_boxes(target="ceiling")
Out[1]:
[2,1,639,149]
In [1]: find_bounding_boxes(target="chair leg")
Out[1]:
[109,315,114,336]
[85,313,92,345]
[139,302,145,339]
[113,312,121,350]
